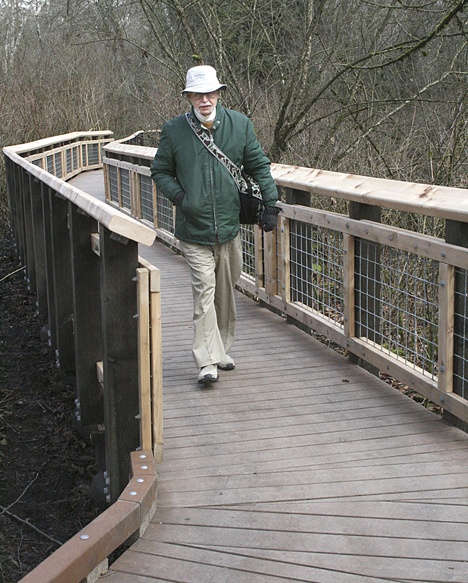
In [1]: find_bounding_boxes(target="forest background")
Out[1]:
[0,0,467,234]
[0,1,466,579]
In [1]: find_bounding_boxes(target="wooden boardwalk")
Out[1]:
[72,171,468,583]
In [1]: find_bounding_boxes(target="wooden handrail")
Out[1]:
[5,131,114,155]
[271,164,468,223]
[4,145,155,247]
[103,140,155,161]
[18,450,157,583]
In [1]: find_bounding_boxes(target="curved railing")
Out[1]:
[4,131,164,582]
[4,131,162,498]
[103,132,468,426]
[19,450,157,583]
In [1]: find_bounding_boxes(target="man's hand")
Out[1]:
[259,206,280,232]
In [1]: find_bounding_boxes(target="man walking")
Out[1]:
[151,65,278,384]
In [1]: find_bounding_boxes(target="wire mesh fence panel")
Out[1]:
[156,192,173,234]
[240,224,256,280]
[87,143,100,166]
[54,152,62,179]
[46,155,54,174]
[140,175,154,222]
[108,166,119,204]
[454,268,468,399]
[289,220,344,327]
[66,148,73,174]
[120,169,131,211]
[356,241,439,381]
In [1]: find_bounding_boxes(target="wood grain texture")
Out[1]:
[71,172,468,583]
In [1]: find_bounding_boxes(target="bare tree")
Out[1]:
[0,0,466,189]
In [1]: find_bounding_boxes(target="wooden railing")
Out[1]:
[19,450,157,583]
[103,132,468,427]
[3,132,163,511]
[5,129,468,581]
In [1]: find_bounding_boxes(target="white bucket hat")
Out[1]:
[182,65,227,94]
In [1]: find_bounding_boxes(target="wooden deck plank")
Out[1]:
[153,500,468,527]
[115,546,467,583]
[70,173,468,583]
[113,544,405,583]
[139,521,468,562]
[157,447,468,484]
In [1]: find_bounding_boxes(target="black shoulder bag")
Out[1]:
[185,112,264,225]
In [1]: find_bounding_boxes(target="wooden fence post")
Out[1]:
[23,172,36,291]
[31,177,48,315]
[13,166,26,266]
[348,202,381,374]
[446,220,468,408]
[48,191,75,374]
[69,204,103,427]
[42,186,57,350]
[4,156,18,240]
[99,224,140,502]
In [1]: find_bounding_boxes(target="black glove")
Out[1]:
[173,191,185,206]
[259,206,280,232]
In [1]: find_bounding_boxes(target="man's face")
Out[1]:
[187,91,219,116]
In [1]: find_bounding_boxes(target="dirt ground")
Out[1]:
[0,232,101,583]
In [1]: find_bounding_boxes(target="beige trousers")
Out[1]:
[180,234,243,368]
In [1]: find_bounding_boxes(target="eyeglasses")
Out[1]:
[188,91,219,100]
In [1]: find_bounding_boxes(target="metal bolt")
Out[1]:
[140,465,148,470]
[130,491,138,496]
[139,454,147,459]
[137,478,144,483]
[441,251,446,258]
[80,534,90,540]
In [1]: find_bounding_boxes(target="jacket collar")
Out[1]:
[190,104,224,131]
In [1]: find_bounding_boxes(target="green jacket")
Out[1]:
[150,104,278,245]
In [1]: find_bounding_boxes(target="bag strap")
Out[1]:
[185,112,244,189]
